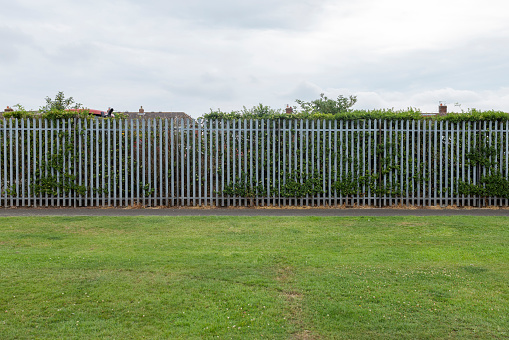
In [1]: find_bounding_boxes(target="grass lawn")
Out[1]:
[0,216,508,339]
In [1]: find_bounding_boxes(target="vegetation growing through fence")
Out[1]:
[2,117,509,207]
[2,91,509,207]
[1,92,130,199]
[31,130,88,196]
[457,138,509,200]
[222,171,324,198]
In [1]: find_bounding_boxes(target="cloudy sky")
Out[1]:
[1,0,508,117]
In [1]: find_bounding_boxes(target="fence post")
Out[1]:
[377,120,382,207]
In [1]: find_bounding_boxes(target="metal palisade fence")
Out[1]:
[1,118,509,208]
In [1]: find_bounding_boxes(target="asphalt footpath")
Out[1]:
[1,207,509,217]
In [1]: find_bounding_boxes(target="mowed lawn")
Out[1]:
[0,216,507,339]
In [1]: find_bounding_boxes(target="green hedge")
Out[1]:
[201,109,509,122]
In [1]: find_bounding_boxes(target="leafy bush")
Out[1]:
[202,107,509,122]
[2,104,34,119]
[40,91,82,112]
[295,93,357,114]
[437,109,509,122]
[2,91,126,121]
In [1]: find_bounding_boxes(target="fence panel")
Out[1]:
[1,118,509,207]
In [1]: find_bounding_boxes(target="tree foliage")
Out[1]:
[40,91,82,112]
[295,93,357,114]
[2,91,125,120]
[202,94,358,120]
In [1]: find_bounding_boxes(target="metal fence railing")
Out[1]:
[1,118,508,207]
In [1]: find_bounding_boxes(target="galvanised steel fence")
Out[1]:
[1,118,509,207]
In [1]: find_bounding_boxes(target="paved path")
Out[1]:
[2,207,509,217]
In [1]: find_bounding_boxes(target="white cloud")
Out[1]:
[1,0,508,117]
[356,88,509,113]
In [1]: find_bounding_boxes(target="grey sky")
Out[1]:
[1,0,508,117]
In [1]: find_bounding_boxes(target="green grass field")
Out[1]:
[0,216,507,339]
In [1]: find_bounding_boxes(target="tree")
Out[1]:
[40,91,82,112]
[295,93,357,114]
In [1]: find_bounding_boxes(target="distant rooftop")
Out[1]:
[123,106,192,120]
[123,111,192,120]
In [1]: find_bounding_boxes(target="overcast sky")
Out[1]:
[1,0,508,117]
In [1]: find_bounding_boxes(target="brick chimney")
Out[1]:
[439,103,447,116]
[285,105,293,114]
[139,106,145,115]
[4,106,13,112]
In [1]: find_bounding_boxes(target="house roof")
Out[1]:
[123,111,192,120]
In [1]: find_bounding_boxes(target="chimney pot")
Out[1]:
[285,105,293,114]
[139,106,145,115]
[439,104,447,116]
